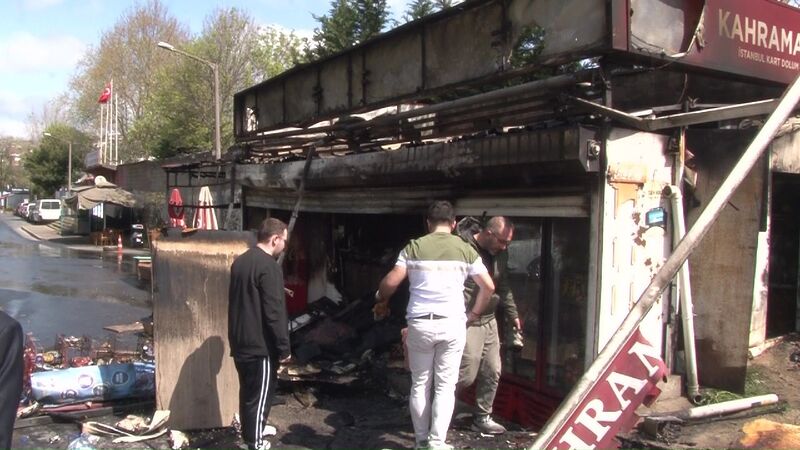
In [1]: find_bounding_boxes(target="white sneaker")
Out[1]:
[261,424,277,437]
[471,415,506,434]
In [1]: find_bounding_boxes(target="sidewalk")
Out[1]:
[4,212,150,256]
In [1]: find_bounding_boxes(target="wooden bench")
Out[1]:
[135,256,153,281]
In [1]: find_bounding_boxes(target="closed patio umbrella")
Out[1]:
[168,188,186,228]
[193,186,218,230]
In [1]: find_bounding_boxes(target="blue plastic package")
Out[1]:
[30,362,155,404]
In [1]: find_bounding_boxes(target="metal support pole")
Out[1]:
[212,64,221,161]
[666,185,701,403]
[277,141,325,266]
[67,141,72,192]
[531,72,800,450]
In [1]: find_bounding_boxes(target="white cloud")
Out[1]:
[0,32,86,74]
[263,23,315,41]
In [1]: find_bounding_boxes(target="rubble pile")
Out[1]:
[17,317,156,419]
[285,295,406,391]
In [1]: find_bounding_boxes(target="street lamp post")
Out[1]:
[157,41,221,160]
[43,132,72,192]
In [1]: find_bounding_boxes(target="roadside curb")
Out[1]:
[20,226,45,241]
[8,217,151,256]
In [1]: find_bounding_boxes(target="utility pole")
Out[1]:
[157,41,222,160]
[67,141,72,192]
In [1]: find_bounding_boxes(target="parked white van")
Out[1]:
[33,199,62,223]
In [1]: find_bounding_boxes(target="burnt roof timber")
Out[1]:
[240,72,593,160]
[238,125,599,191]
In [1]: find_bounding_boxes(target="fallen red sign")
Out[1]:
[541,329,666,449]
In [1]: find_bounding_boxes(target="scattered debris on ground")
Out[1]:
[16,317,155,423]
[621,333,800,449]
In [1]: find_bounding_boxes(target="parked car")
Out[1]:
[15,202,29,217]
[25,203,37,222]
[18,202,34,219]
[32,199,61,223]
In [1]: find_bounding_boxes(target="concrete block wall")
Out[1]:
[116,160,167,193]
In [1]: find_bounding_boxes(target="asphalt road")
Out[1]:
[0,212,151,342]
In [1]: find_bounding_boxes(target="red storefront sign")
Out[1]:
[540,329,666,450]
[625,0,800,85]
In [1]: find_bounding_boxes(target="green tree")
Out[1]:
[130,7,261,159]
[404,0,436,22]
[312,0,359,57]
[312,0,390,57]
[434,0,453,9]
[355,0,390,42]
[25,125,92,197]
[510,26,548,69]
[509,26,584,76]
[69,0,189,160]
[0,138,32,190]
[251,26,310,81]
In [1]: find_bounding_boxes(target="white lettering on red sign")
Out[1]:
[719,8,800,57]
[628,340,661,377]
[548,334,664,450]
[608,371,648,409]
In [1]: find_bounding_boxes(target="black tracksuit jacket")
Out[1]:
[228,247,290,360]
[0,311,23,450]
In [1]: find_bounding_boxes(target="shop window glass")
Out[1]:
[544,219,589,394]
[502,218,589,395]
[503,219,543,382]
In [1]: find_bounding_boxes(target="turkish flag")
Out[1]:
[98,84,111,103]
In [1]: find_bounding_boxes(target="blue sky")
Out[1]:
[0,0,410,139]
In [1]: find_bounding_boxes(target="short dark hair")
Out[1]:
[257,218,287,243]
[486,216,514,234]
[427,200,455,225]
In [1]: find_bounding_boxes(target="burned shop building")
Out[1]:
[152,0,800,434]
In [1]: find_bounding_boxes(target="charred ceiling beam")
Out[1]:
[245,187,590,216]
[240,73,596,160]
[237,125,599,192]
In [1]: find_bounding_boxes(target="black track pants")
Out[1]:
[235,355,277,449]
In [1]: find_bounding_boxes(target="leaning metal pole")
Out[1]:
[277,141,324,266]
[531,71,800,450]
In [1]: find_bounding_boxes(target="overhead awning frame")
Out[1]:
[65,184,137,210]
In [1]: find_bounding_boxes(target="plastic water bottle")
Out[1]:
[66,433,98,450]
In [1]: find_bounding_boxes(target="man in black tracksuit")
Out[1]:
[0,310,24,450]
[229,218,291,450]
